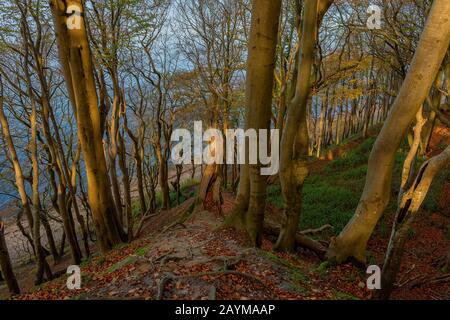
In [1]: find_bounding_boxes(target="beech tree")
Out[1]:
[275,0,333,252]
[49,0,125,252]
[229,0,282,246]
[327,0,450,263]
[380,145,450,299]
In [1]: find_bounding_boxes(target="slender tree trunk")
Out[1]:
[1,79,42,267]
[421,69,444,154]
[40,213,60,264]
[69,146,90,257]
[156,144,170,210]
[50,0,124,252]
[30,92,48,285]
[118,133,133,239]
[108,96,124,225]
[125,115,147,216]
[380,146,450,299]
[316,92,328,158]
[238,0,282,246]
[444,249,450,272]
[275,0,333,251]
[136,151,147,215]
[0,222,20,295]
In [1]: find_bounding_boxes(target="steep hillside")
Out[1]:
[2,127,448,300]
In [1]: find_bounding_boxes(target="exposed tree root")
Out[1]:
[410,273,450,288]
[159,254,187,267]
[159,200,195,235]
[299,224,333,236]
[264,224,327,259]
[133,211,161,238]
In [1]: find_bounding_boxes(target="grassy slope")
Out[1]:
[267,133,448,237]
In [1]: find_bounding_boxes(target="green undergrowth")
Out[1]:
[267,133,447,237]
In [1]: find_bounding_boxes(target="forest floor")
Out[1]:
[1,126,449,300]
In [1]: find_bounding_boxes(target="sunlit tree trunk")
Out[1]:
[421,68,445,154]
[0,85,35,252]
[327,0,450,263]
[30,89,51,285]
[49,0,124,252]
[233,0,282,246]
[316,90,328,158]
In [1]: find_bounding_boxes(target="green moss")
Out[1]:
[131,201,142,218]
[96,256,106,266]
[329,137,376,171]
[262,251,310,286]
[114,242,129,250]
[106,255,138,273]
[70,293,89,300]
[291,268,309,283]
[316,261,331,275]
[80,257,91,268]
[291,283,309,294]
[301,182,358,232]
[134,245,151,257]
[407,227,416,240]
[333,289,360,300]
[263,251,282,263]
[267,185,284,208]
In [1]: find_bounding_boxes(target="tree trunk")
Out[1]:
[239,0,282,246]
[275,0,332,252]
[421,69,445,154]
[108,96,124,226]
[49,0,124,252]
[380,146,450,299]
[327,0,450,263]
[69,146,90,257]
[444,249,450,272]
[316,92,328,158]
[40,213,60,264]
[30,87,50,285]
[0,222,20,295]
[118,132,133,239]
